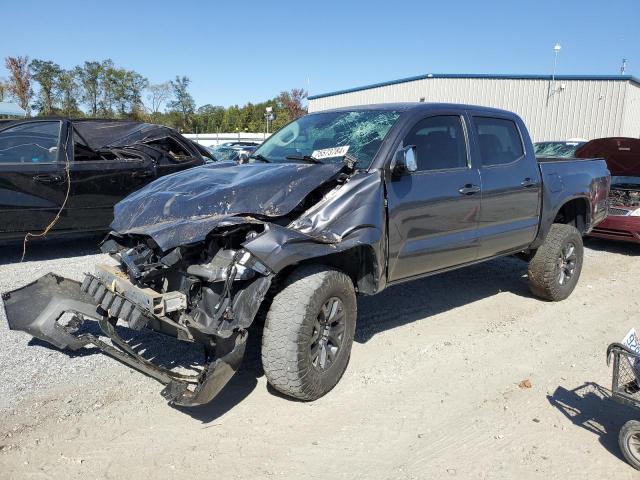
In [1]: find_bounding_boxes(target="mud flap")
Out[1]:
[1,273,247,407]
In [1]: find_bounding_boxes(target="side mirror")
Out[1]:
[392,146,418,176]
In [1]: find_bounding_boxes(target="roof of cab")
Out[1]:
[313,102,517,116]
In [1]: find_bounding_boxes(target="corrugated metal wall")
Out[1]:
[622,83,640,138]
[309,78,639,142]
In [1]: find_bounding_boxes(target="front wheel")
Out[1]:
[261,265,357,401]
[619,420,640,470]
[528,223,584,301]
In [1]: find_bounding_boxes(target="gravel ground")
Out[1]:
[0,235,639,479]
[0,236,111,411]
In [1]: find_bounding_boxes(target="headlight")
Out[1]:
[629,208,640,217]
[237,251,270,275]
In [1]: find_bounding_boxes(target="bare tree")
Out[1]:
[5,56,32,114]
[147,82,172,114]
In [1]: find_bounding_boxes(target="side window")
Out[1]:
[0,121,61,164]
[473,117,524,166]
[403,115,467,171]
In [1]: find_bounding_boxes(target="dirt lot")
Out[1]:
[1,236,639,479]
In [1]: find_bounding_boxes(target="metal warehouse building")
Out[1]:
[308,74,640,141]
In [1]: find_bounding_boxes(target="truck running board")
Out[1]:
[1,273,246,407]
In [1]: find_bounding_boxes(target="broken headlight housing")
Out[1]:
[186,249,269,282]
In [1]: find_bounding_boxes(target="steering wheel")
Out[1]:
[271,122,300,147]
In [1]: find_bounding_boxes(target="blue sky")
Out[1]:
[1,0,638,108]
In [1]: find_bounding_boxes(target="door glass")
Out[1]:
[473,117,524,166]
[0,121,61,164]
[404,116,468,171]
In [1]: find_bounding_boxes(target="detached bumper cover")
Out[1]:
[1,273,246,407]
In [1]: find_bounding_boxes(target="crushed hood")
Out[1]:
[111,162,344,250]
[575,137,640,176]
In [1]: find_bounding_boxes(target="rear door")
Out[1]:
[470,115,541,258]
[0,120,67,237]
[386,113,481,282]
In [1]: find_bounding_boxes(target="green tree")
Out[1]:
[127,71,148,119]
[58,70,82,117]
[75,60,105,116]
[98,60,117,116]
[168,76,195,131]
[30,59,62,115]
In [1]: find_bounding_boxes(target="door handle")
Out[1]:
[33,174,63,184]
[132,170,153,179]
[458,184,481,195]
[521,178,536,188]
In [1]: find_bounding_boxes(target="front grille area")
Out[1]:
[608,207,632,216]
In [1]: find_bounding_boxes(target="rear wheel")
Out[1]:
[261,265,357,400]
[528,223,583,301]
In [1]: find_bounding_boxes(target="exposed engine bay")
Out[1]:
[96,225,273,342]
[609,188,640,209]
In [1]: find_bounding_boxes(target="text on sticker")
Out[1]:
[311,145,350,160]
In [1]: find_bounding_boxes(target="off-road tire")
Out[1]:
[528,223,583,301]
[261,265,357,400]
[619,420,640,470]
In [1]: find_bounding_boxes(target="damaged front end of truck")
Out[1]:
[2,158,387,406]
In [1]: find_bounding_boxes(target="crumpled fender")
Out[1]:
[243,171,388,293]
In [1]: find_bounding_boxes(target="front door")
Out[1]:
[0,120,67,237]
[386,114,481,282]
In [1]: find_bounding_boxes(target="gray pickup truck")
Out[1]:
[2,103,611,407]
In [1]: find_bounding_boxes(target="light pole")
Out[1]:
[552,43,561,84]
[548,42,562,102]
[264,106,274,135]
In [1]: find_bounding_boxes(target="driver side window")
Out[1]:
[404,115,468,171]
[0,121,61,164]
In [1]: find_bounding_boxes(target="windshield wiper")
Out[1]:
[285,155,322,164]
[249,154,270,163]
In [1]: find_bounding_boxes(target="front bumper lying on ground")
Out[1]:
[1,273,247,407]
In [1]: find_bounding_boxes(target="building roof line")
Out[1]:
[307,73,640,100]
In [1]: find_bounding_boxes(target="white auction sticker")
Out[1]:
[311,145,350,159]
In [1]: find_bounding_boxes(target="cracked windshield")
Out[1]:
[252,110,400,168]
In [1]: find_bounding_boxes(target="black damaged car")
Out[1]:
[3,104,610,407]
[0,118,210,240]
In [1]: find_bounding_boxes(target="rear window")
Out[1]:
[473,117,524,166]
